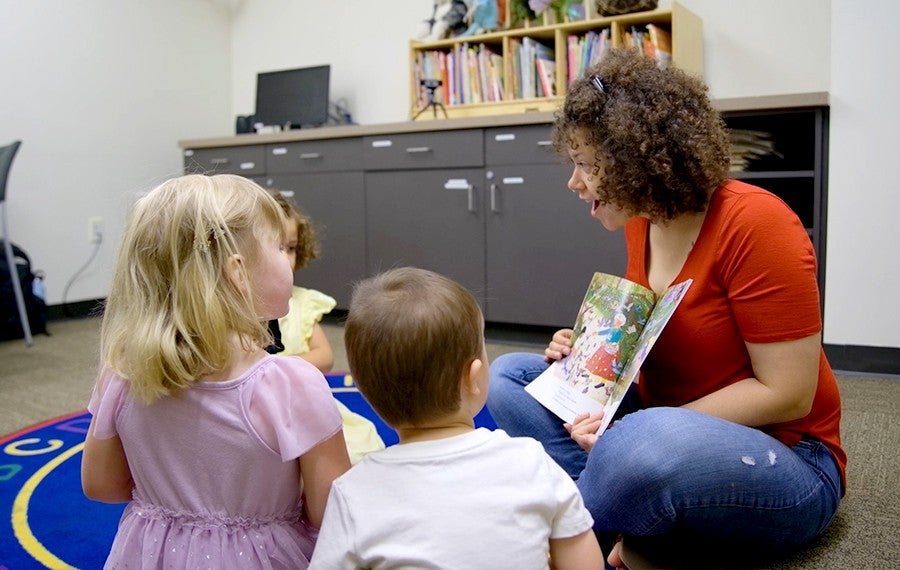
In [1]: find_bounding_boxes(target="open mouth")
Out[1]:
[591,200,600,216]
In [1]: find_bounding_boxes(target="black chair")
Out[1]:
[0,141,32,346]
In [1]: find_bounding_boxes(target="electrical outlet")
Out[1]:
[89,217,104,244]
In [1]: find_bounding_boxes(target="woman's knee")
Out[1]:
[580,408,719,493]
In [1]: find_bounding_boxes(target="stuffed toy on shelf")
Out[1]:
[417,0,471,41]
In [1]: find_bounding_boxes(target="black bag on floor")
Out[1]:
[0,240,48,340]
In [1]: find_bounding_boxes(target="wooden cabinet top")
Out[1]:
[179,92,828,150]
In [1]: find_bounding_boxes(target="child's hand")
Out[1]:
[544,328,574,362]
[564,412,604,452]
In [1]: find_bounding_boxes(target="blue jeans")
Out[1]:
[487,352,843,560]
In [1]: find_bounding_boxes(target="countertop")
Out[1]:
[178,92,829,150]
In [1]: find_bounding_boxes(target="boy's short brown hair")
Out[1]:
[344,267,483,427]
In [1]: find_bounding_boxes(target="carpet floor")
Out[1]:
[1,317,898,569]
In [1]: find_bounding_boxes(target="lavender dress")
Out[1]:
[88,355,342,569]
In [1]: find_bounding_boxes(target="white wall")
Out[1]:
[2,0,897,350]
[0,0,231,307]
[826,0,900,347]
[229,0,428,124]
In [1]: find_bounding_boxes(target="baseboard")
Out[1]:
[47,299,105,321]
[824,344,900,376]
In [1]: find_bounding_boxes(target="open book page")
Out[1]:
[525,273,692,434]
[593,278,692,434]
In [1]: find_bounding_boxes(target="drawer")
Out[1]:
[363,130,483,170]
[266,138,363,174]
[183,146,266,176]
[485,125,559,165]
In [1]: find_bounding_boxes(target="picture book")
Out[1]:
[525,272,692,435]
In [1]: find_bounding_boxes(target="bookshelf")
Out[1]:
[409,1,702,120]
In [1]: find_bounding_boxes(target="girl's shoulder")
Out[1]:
[244,356,342,461]
[87,370,133,439]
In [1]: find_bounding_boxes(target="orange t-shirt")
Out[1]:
[625,179,846,488]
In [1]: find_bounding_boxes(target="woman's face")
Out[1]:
[565,131,632,232]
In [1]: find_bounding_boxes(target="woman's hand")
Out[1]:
[544,328,575,362]
[564,412,604,452]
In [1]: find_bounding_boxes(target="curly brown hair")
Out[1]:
[552,48,730,222]
[269,190,319,270]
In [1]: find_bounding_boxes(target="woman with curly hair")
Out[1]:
[487,48,844,568]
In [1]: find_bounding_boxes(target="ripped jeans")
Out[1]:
[487,352,843,559]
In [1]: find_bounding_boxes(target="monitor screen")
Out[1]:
[255,65,330,129]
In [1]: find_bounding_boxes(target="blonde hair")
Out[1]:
[100,174,287,403]
[269,190,319,270]
[344,267,483,427]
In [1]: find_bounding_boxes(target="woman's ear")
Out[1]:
[224,253,248,293]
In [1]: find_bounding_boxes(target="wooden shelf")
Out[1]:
[409,1,702,120]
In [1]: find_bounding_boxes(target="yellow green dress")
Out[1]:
[278,286,386,464]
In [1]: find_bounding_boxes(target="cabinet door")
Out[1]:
[485,163,627,327]
[266,172,366,309]
[365,168,486,306]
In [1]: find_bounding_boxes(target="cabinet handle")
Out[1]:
[536,140,552,147]
[446,179,475,212]
[210,157,229,165]
[239,162,256,170]
[299,152,322,159]
[271,147,288,155]
[406,146,432,154]
[490,183,499,213]
[494,133,516,142]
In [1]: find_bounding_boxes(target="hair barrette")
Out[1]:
[591,75,606,94]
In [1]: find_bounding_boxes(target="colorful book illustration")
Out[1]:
[525,272,692,435]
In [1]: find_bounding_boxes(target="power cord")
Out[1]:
[61,235,102,317]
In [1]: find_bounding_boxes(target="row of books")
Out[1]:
[412,44,505,108]
[567,28,611,86]
[412,24,673,108]
[623,23,672,69]
[509,37,556,99]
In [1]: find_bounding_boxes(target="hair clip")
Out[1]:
[591,75,606,94]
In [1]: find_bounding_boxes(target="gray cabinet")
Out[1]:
[484,126,627,327]
[365,168,487,306]
[183,145,265,176]
[363,130,487,305]
[264,172,365,309]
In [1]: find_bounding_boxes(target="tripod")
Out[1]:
[412,79,448,120]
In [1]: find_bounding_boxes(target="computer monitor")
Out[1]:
[254,65,330,129]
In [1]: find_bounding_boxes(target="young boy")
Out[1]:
[309,267,603,569]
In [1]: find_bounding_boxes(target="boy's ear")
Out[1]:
[462,357,484,395]
[224,253,248,292]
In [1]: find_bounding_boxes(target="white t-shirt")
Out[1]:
[309,428,594,570]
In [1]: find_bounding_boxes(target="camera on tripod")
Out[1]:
[413,78,448,120]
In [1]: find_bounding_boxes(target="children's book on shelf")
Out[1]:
[525,272,692,435]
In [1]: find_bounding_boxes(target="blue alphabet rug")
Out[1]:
[0,374,495,569]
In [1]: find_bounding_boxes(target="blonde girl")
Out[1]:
[81,174,350,568]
